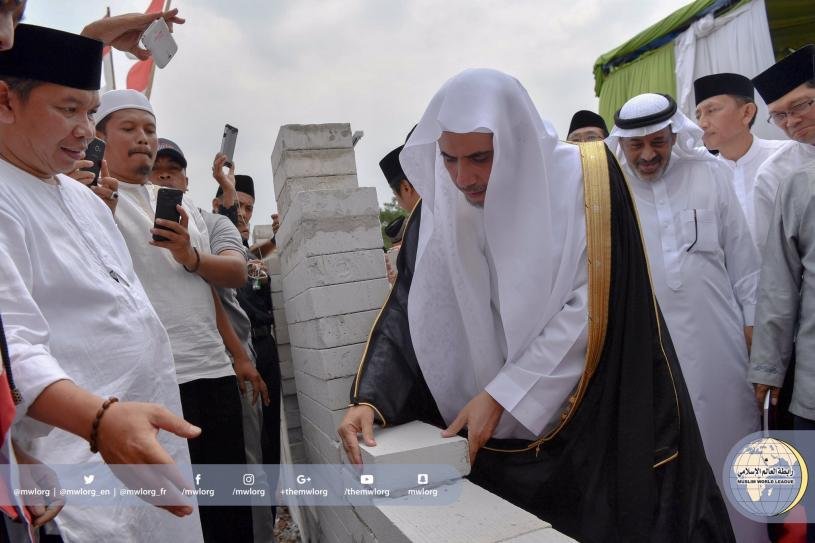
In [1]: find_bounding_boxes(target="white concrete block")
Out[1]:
[274,149,357,190]
[283,393,299,414]
[292,343,365,381]
[270,273,283,294]
[280,222,383,279]
[504,528,577,542]
[333,506,378,543]
[357,421,470,478]
[271,290,285,311]
[282,377,297,396]
[275,314,290,345]
[283,249,386,301]
[300,414,342,464]
[279,360,294,380]
[271,124,353,178]
[285,406,301,430]
[266,253,282,275]
[287,309,379,350]
[277,343,292,363]
[288,427,303,445]
[293,370,354,411]
[354,480,558,543]
[289,441,306,465]
[284,278,389,324]
[297,390,348,440]
[277,175,359,221]
[276,188,382,266]
[318,506,352,543]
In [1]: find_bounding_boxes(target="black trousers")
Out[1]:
[179,375,253,543]
[252,335,281,523]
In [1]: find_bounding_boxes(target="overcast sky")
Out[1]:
[31,0,684,232]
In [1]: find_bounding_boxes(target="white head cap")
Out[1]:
[94,89,155,124]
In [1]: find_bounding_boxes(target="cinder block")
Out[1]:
[282,377,297,396]
[285,406,301,430]
[288,427,303,445]
[354,480,558,543]
[293,370,354,411]
[277,175,359,221]
[271,290,285,311]
[275,187,381,262]
[274,315,290,345]
[277,344,292,363]
[271,124,353,179]
[289,441,306,464]
[283,393,299,414]
[504,529,578,542]
[288,310,379,350]
[303,435,331,466]
[297,390,348,440]
[292,343,365,381]
[274,149,357,189]
[280,222,384,278]
[301,413,342,464]
[358,421,470,478]
[270,274,283,294]
[266,253,282,275]
[319,506,352,543]
[285,278,389,324]
[279,360,294,380]
[333,506,377,543]
[283,249,386,301]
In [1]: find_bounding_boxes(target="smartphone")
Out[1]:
[220,124,239,168]
[140,17,177,69]
[152,187,184,242]
[81,138,106,186]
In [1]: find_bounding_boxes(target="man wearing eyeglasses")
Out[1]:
[752,45,815,255]
[566,110,608,143]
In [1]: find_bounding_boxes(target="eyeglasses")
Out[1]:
[569,134,605,143]
[767,98,815,126]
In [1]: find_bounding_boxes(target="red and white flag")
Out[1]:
[126,0,166,96]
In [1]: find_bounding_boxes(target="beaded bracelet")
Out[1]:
[89,396,119,453]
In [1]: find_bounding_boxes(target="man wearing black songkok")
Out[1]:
[567,110,608,142]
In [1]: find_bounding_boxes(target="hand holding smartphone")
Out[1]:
[220,124,238,169]
[152,187,184,242]
[141,17,178,69]
[81,138,106,186]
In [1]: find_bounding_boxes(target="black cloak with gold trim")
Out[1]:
[350,142,734,542]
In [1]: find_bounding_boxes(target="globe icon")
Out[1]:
[728,437,808,517]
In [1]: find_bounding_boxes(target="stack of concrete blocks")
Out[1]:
[271,123,576,543]
[271,123,390,541]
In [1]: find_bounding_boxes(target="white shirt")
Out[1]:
[114,182,234,384]
[0,161,203,542]
[716,136,787,243]
[754,141,815,254]
[626,153,760,503]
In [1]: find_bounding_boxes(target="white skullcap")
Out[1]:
[95,89,155,124]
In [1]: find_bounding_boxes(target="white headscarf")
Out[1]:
[606,93,710,161]
[400,69,586,432]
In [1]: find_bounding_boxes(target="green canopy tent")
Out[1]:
[594,0,815,131]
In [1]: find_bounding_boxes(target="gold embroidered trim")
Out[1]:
[350,200,422,427]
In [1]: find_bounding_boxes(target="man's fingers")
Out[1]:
[236,374,246,395]
[771,387,780,406]
[338,424,363,465]
[442,413,466,438]
[178,205,189,229]
[360,413,376,447]
[151,407,202,440]
[31,502,63,528]
[153,219,184,234]
[100,159,111,179]
[259,380,270,406]
[74,159,94,170]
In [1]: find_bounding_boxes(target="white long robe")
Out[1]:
[0,160,203,542]
[754,141,815,254]
[625,154,764,542]
[715,135,787,244]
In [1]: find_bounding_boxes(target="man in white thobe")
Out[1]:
[0,24,203,542]
[693,72,787,246]
[752,45,815,256]
[609,93,764,543]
